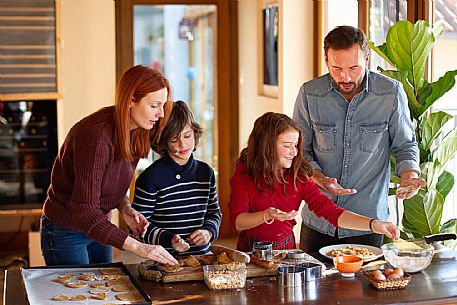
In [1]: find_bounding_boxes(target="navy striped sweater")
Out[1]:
[132,154,221,256]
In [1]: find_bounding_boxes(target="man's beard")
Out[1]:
[331,78,363,94]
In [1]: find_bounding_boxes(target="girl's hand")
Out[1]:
[172,235,190,252]
[187,229,213,246]
[121,205,149,239]
[265,207,298,222]
[371,220,400,241]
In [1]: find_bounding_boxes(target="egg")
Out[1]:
[370,270,383,276]
[383,268,394,276]
[387,273,401,280]
[372,272,386,281]
[392,267,404,277]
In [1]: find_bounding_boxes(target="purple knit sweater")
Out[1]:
[43,106,138,249]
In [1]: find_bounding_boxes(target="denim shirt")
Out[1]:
[292,70,420,238]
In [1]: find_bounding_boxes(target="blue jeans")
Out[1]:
[40,214,113,265]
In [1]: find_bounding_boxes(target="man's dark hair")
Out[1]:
[324,25,369,57]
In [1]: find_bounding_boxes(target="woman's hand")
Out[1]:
[265,207,298,222]
[121,204,149,239]
[172,235,190,252]
[371,220,400,241]
[187,229,212,246]
[123,236,178,266]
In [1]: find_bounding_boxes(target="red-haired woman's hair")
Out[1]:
[114,65,172,160]
[238,112,314,193]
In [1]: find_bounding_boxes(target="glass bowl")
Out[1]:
[381,242,434,273]
[203,263,247,290]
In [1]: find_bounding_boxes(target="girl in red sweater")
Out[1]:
[228,112,399,251]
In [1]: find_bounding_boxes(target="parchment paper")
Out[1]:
[21,266,147,305]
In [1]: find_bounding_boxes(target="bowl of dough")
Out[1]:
[381,241,434,273]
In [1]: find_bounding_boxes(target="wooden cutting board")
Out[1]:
[138,260,277,283]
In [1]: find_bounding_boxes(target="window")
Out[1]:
[368,0,407,71]
[432,0,457,222]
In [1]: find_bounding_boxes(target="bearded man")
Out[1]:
[293,25,426,253]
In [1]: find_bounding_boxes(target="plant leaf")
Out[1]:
[368,41,395,67]
[441,218,457,249]
[402,189,443,236]
[421,70,457,114]
[433,128,457,172]
[420,111,453,152]
[436,170,455,200]
[420,160,440,189]
[432,20,445,38]
[402,215,424,238]
[386,20,435,94]
[380,70,422,117]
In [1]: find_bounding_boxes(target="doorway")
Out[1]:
[115,0,238,238]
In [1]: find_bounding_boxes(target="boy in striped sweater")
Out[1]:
[132,101,221,256]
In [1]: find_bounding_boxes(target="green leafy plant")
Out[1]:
[369,20,457,246]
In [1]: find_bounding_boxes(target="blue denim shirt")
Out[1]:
[293,70,420,238]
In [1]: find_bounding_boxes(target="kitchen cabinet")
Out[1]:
[0,100,57,209]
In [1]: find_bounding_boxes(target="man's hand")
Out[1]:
[397,171,427,200]
[172,235,190,252]
[187,229,212,246]
[312,171,357,196]
[396,178,427,199]
[121,204,149,239]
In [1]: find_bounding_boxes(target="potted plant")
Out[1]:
[369,20,457,247]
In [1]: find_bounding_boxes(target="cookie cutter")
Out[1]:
[287,249,306,260]
[277,263,322,286]
[252,241,273,259]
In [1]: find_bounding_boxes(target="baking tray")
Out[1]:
[20,262,151,305]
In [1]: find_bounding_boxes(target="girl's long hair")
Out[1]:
[238,112,314,193]
[114,65,172,160]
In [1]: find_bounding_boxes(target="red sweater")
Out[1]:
[228,162,345,246]
[43,106,138,249]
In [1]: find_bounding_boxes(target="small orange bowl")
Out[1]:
[333,255,363,275]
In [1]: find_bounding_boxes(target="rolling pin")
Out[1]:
[211,244,250,263]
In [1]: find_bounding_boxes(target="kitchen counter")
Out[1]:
[4,250,457,305]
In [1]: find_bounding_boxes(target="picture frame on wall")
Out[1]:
[258,1,279,98]
[263,5,278,87]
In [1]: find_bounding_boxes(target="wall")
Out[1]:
[0,0,117,253]
[58,0,116,145]
[238,0,315,243]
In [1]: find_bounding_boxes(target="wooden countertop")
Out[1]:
[4,251,457,305]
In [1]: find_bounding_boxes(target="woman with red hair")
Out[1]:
[40,65,178,266]
[229,112,400,252]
